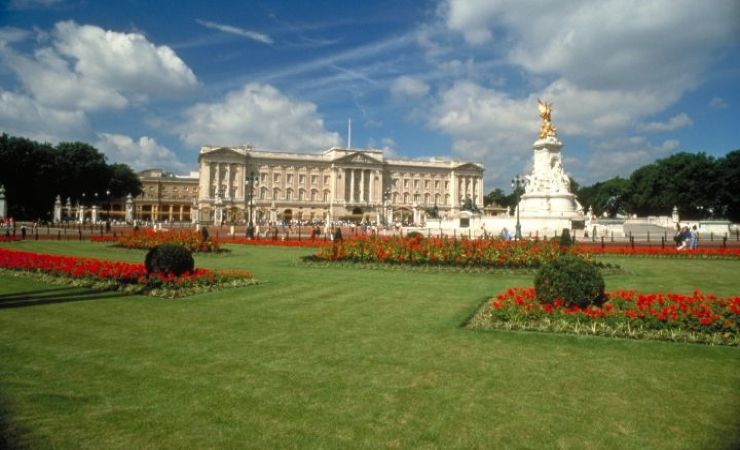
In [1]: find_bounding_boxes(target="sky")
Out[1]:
[0,0,738,189]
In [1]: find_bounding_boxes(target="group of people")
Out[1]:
[675,225,698,250]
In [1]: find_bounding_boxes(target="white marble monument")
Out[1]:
[516,100,583,233]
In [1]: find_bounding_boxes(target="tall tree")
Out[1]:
[714,149,740,221]
[108,163,143,198]
[625,152,717,219]
[576,177,630,217]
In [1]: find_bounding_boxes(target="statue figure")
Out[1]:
[537,99,558,139]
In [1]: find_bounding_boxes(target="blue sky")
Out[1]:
[1,0,738,189]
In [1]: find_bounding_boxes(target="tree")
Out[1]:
[0,134,145,219]
[55,142,112,202]
[109,163,143,198]
[576,177,630,217]
[714,149,740,221]
[625,152,717,219]
[0,134,57,219]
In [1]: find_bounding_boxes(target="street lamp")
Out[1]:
[105,189,111,221]
[511,175,526,240]
[245,171,258,238]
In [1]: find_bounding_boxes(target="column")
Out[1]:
[360,170,365,203]
[214,164,221,197]
[225,164,231,198]
[450,171,457,207]
[369,170,374,204]
[179,205,184,221]
[350,169,355,203]
[169,204,174,221]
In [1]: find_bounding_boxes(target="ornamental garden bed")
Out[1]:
[96,228,222,252]
[467,287,740,346]
[0,247,256,298]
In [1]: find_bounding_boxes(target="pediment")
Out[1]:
[199,147,246,162]
[334,152,382,166]
[455,162,484,172]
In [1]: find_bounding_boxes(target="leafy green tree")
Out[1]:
[0,134,57,219]
[109,163,143,198]
[576,177,630,217]
[714,149,740,221]
[625,152,717,219]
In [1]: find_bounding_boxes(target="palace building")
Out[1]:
[134,146,484,225]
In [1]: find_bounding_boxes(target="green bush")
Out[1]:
[406,231,424,240]
[145,244,195,276]
[559,228,573,247]
[534,255,605,308]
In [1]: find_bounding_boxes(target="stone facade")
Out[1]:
[194,146,484,225]
[134,169,199,222]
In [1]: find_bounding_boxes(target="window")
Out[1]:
[403,179,409,189]
[274,174,281,183]
[425,180,430,189]
[324,175,329,185]
[414,180,419,190]
[287,174,293,184]
[298,190,304,201]
[444,181,449,190]
[299,174,306,184]
[260,188,266,200]
[323,191,330,202]
[435,180,439,189]
[311,175,318,184]
[311,191,318,201]
[260,173,267,183]
[286,190,293,200]
[393,179,399,188]
[273,188,280,199]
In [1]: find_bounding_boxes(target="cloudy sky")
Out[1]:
[1,0,738,188]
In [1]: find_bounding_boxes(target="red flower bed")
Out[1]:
[90,235,117,242]
[112,229,219,252]
[572,244,740,258]
[220,237,324,248]
[0,247,254,296]
[476,286,740,345]
[315,235,564,268]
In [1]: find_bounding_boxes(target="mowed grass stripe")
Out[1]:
[0,242,738,449]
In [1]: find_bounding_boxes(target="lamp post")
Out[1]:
[511,175,525,240]
[245,171,258,238]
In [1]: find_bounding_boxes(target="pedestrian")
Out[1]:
[690,225,698,250]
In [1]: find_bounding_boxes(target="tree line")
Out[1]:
[0,133,143,220]
[485,150,740,222]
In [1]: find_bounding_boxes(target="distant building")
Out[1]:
[134,146,484,225]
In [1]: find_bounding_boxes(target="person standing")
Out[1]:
[690,225,698,250]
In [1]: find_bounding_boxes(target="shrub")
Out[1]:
[534,255,605,308]
[145,244,195,276]
[559,228,573,248]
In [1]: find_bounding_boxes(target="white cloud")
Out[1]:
[390,76,430,99]
[427,0,739,187]
[180,82,341,152]
[709,97,728,109]
[96,133,187,172]
[580,136,679,182]
[0,89,89,142]
[195,19,273,45]
[636,113,693,133]
[0,21,199,111]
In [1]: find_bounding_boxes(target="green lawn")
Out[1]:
[1,241,739,449]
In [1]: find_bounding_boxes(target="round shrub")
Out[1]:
[406,231,424,240]
[145,244,195,276]
[534,255,605,308]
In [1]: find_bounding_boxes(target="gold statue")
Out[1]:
[537,98,557,138]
